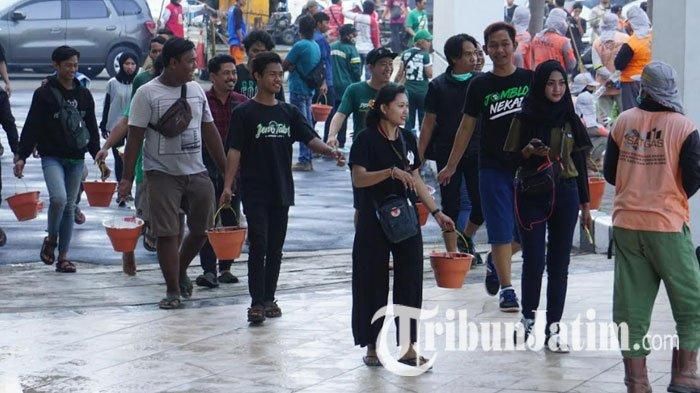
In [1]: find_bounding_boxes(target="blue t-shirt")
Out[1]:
[286,39,321,97]
[314,30,333,87]
[227,6,247,46]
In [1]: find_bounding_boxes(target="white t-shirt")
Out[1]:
[128,78,213,176]
[105,78,132,131]
[344,11,373,55]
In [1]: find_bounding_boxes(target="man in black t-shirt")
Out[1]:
[0,42,18,247]
[437,23,532,313]
[220,52,341,324]
[233,31,285,102]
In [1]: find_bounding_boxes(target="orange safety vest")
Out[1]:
[530,31,570,71]
[516,32,532,70]
[620,34,652,83]
[593,32,629,95]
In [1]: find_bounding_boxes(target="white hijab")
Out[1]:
[600,12,619,42]
[627,6,651,38]
[537,8,568,39]
[512,6,531,35]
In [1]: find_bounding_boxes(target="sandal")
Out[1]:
[74,208,86,225]
[0,228,6,247]
[179,275,193,299]
[158,296,182,310]
[363,355,383,367]
[247,305,266,324]
[55,259,76,273]
[263,300,282,318]
[398,355,432,369]
[40,236,57,265]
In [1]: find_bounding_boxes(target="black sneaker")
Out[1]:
[514,317,535,346]
[195,272,219,288]
[484,253,499,296]
[218,271,239,284]
[499,288,520,312]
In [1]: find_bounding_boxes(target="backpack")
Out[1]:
[298,60,326,90]
[148,84,192,138]
[49,87,90,150]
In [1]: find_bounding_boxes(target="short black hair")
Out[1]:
[208,54,236,74]
[52,45,80,63]
[483,22,516,46]
[555,0,565,6]
[444,34,479,67]
[153,54,165,75]
[157,27,173,36]
[415,0,426,4]
[572,1,583,10]
[299,15,316,39]
[611,5,622,13]
[162,37,195,67]
[314,11,330,24]
[252,51,282,78]
[331,0,341,4]
[362,0,375,14]
[243,30,275,52]
[151,36,167,46]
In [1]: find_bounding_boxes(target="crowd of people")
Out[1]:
[0,1,699,391]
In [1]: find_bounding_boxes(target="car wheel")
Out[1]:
[79,66,104,79]
[106,46,139,78]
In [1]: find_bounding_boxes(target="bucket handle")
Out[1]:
[212,204,238,228]
[440,230,470,258]
[12,177,29,195]
[314,94,328,106]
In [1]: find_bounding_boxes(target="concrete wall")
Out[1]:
[432,0,503,75]
[652,0,700,245]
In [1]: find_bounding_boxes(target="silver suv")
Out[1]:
[0,0,156,78]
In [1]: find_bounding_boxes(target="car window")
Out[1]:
[68,0,110,19]
[16,0,62,20]
[110,0,142,16]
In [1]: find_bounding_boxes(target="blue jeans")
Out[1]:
[518,178,580,335]
[290,92,313,164]
[41,157,85,254]
[457,178,472,232]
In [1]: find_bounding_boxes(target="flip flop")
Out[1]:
[158,296,182,310]
[362,355,383,367]
[55,259,76,273]
[40,236,57,265]
[398,355,432,369]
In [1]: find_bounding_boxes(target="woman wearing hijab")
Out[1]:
[615,6,652,111]
[512,6,532,70]
[100,53,139,205]
[504,60,592,353]
[604,61,700,393]
[530,9,577,74]
[592,12,629,122]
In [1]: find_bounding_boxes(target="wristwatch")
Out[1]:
[430,208,441,216]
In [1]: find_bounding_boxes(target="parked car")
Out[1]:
[0,0,156,78]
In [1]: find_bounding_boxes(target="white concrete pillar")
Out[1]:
[432,0,503,75]
[652,0,700,245]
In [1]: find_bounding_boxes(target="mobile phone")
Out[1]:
[531,140,545,148]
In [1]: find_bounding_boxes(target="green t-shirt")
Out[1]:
[331,41,362,96]
[123,70,156,184]
[405,9,428,46]
[400,47,431,96]
[338,81,379,136]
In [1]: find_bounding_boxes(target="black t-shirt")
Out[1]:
[233,64,286,102]
[227,99,317,206]
[349,126,423,212]
[424,71,481,160]
[463,68,533,171]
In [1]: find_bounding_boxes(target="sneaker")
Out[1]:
[195,272,219,288]
[499,288,520,312]
[218,271,239,284]
[292,162,313,172]
[484,253,499,296]
[514,317,535,345]
[545,334,570,354]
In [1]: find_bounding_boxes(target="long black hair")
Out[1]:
[365,83,406,128]
[115,52,139,84]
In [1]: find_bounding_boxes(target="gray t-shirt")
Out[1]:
[128,78,213,176]
[105,78,132,131]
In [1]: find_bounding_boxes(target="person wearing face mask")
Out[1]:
[530,8,577,75]
[420,33,484,262]
[194,55,248,289]
[615,6,652,111]
[100,53,139,205]
[349,83,454,367]
[512,6,532,70]
[504,60,593,353]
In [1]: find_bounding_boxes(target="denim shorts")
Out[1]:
[479,167,520,245]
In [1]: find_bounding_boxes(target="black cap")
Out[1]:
[366,47,398,65]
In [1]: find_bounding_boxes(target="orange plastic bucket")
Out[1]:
[103,217,144,252]
[83,181,117,207]
[6,191,40,222]
[311,94,333,122]
[588,177,606,210]
[206,205,247,260]
[430,252,473,289]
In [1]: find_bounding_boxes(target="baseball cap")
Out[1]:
[366,47,398,65]
[571,73,599,94]
[414,30,433,42]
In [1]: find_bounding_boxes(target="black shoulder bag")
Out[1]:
[374,131,419,243]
